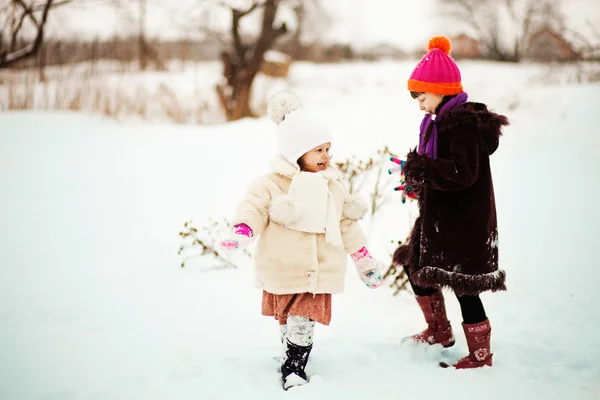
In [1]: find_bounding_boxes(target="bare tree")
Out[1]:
[439,0,566,61]
[137,0,147,69]
[112,0,164,70]
[215,0,288,121]
[562,16,600,60]
[289,0,329,46]
[279,0,330,59]
[0,0,66,68]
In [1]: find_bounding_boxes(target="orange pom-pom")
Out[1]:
[427,36,452,55]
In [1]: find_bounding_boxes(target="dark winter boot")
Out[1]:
[440,319,492,369]
[403,291,455,347]
[281,340,312,390]
[281,315,314,390]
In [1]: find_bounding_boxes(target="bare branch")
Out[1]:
[237,1,263,17]
[1,0,54,68]
[172,1,229,47]
[449,0,483,37]
[231,7,246,60]
[228,1,267,65]
[214,0,288,120]
[563,25,600,52]
[505,0,518,23]
[586,17,600,42]
[32,0,74,11]
[218,0,264,15]
[10,14,27,52]
[520,2,536,42]
[248,0,287,73]
[200,28,230,48]
[14,0,74,26]
[14,0,41,29]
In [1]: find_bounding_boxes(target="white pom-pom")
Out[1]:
[269,195,300,226]
[343,195,368,220]
[267,91,303,124]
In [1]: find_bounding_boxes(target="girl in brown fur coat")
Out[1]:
[393,36,509,369]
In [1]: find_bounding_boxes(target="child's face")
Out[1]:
[416,92,444,114]
[299,142,331,172]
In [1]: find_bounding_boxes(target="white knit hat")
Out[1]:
[267,91,333,167]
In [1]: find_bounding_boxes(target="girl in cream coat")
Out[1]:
[220,92,384,390]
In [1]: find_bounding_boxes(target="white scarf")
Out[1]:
[271,156,343,246]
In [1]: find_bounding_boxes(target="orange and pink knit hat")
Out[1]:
[407,36,463,95]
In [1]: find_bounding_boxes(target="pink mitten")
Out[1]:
[351,247,384,289]
[220,224,254,251]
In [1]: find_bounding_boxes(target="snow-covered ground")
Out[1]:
[1,61,599,399]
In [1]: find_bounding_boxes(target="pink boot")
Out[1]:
[404,291,455,348]
[441,319,493,369]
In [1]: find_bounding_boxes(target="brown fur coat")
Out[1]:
[393,102,509,296]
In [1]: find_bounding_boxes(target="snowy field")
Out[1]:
[1,61,599,399]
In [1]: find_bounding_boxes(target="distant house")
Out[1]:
[525,27,580,62]
[450,34,482,59]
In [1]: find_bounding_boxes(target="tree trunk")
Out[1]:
[216,0,287,121]
[231,80,255,120]
[138,0,148,71]
[38,43,46,82]
[216,53,258,121]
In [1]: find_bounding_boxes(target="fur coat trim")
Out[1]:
[412,266,507,297]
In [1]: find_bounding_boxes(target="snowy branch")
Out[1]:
[178,219,251,270]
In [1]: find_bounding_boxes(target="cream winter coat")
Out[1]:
[232,155,368,295]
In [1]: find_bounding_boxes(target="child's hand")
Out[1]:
[394,184,418,203]
[389,156,418,203]
[361,268,384,289]
[350,247,384,289]
[388,156,405,175]
[219,224,254,251]
[402,149,426,187]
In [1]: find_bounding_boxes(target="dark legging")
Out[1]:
[404,266,487,324]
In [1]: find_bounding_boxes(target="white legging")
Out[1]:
[281,315,315,347]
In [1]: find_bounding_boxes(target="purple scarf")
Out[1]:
[418,92,469,159]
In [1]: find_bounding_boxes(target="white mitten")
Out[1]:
[219,224,254,251]
[350,247,384,289]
